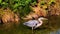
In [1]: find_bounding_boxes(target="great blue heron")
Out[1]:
[23,17,48,33]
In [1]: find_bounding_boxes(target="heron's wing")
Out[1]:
[34,22,43,29]
[23,20,39,27]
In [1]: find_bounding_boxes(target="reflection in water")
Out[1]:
[49,16,60,34]
[50,29,60,34]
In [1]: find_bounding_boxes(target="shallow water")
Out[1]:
[0,16,60,34]
[50,29,60,34]
[48,16,60,34]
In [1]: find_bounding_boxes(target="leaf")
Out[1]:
[14,0,19,2]
[13,3,19,9]
[40,1,45,5]
[2,2,8,6]
[48,0,55,5]
[43,5,47,9]
[0,0,2,3]
[31,1,36,6]
[5,0,8,2]
[2,2,6,5]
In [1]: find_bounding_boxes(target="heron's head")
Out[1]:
[38,17,48,21]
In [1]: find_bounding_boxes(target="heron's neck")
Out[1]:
[39,19,43,23]
[34,19,43,29]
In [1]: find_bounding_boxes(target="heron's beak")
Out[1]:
[42,18,48,20]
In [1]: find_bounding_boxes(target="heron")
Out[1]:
[23,17,48,33]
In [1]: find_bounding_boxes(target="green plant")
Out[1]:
[0,0,37,17]
[48,0,55,5]
[0,0,2,3]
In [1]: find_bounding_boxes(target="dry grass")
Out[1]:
[0,8,20,29]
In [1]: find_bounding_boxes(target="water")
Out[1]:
[48,16,60,34]
[0,16,60,34]
[50,29,60,34]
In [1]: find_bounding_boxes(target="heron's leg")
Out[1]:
[32,27,33,34]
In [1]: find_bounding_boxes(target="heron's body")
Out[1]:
[23,20,39,28]
[23,17,45,29]
[23,17,48,34]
